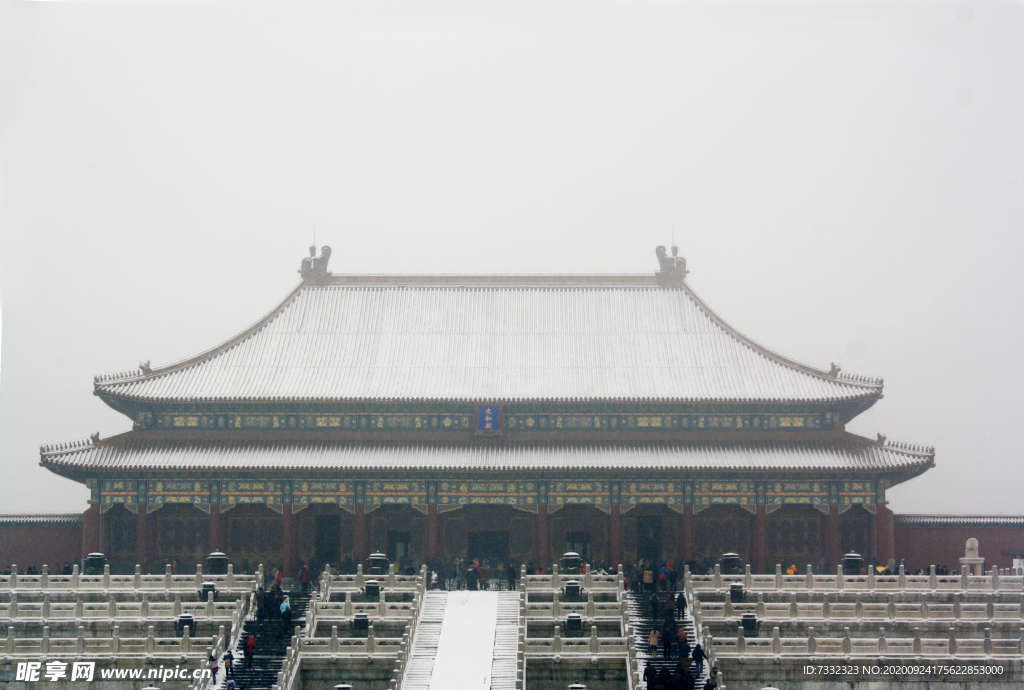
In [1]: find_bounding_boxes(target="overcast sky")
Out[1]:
[1,0,1022,516]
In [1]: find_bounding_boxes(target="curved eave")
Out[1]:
[39,431,934,479]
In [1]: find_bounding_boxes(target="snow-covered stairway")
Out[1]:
[401,591,448,690]
[488,592,521,690]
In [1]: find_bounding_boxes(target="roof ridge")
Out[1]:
[94,282,307,387]
[678,281,884,390]
[843,431,935,458]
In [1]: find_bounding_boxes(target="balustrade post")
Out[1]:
[552,591,561,617]
[713,564,721,590]
[878,626,887,654]
[807,627,815,654]
[953,593,962,619]
[805,565,814,589]
[331,625,339,653]
[75,594,83,619]
[837,564,845,591]
[207,591,215,618]
[112,625,120,654]
[164,563,172,590]
[775,563,783,589]
[744,564,752,589]
[898,563,906,589]
[194,565,203,589]
[790,592,798,619]
[174,594,182,617]
[587,591,595,618]
[756,593,765,617]
[772,626,781,654]
[590,624,599,653]
[822,593,830,619]
[868,567,875,591]
[842,627,851,654]
[367,624,375,653]
[948,627,956,655]
[737,628,746,654]
[141,593,149,618]
[887,594,896,620]
[43,593,50,618]
[103,564,110,590]
[11,565,17,589]
[71,563,79,589]
[929,565,937,590]
[108,596,117,619]
[77,626,85,654]
[41,626,50,655]
[983,627,992,655]
[912,626,921,655]
[183,625,191,653]
[553,625,562,653]
[5,626,12,654]
[8,594,15,619]
[41,564,48,590]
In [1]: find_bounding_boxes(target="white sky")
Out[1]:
[1,0,1022,515]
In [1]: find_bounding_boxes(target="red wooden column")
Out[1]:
[426,504,439,561]
[681,505,694,565]
[608,505,622,569]
[754,505,767,574]
[82,504,101,559]
[876,504,894,568]
[208,505,223,553]
[135,505,148,571]
[827,505,842,569]
[282,504,294,575]
[536,505,550,569]
[353,505,367,564]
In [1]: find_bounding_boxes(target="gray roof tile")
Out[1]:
[94,277,882,404]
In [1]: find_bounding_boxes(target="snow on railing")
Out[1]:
[710,625,1024,658]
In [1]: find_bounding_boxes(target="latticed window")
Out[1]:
[840,513,868,555]
[767,513,822,558]
[695,511,750,561]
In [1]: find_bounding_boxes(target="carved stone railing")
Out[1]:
[687,563,1024,594]
[710,625,1024,657]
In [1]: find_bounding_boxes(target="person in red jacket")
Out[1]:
[244,635,256,669]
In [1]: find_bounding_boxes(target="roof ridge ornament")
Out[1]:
[876,433,887,446]
[139,361,152,376]
[300,245,333,285]
[828,362,841,378]
[655,245,688,287]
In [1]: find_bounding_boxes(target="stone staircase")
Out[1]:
[488,592,520,690]
[221,590,314,690]
[627,591,707,688]
[401,591,448,690]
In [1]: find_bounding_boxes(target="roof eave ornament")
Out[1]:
[299,245,333,285]
[655,245,688,287]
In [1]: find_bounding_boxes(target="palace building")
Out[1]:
[38,246,936,575]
